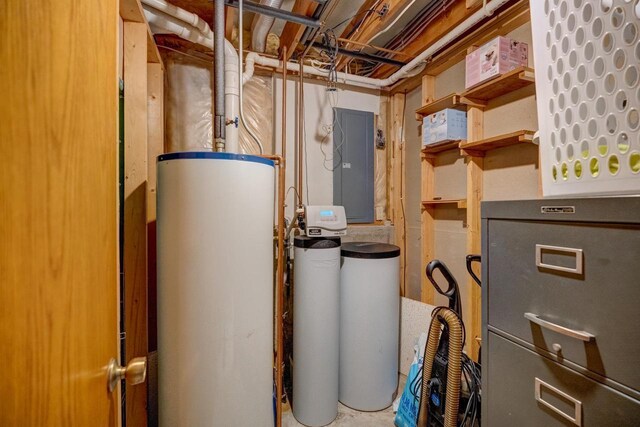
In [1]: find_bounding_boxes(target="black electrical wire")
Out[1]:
[460,352,481,426]
[318,28,339,88]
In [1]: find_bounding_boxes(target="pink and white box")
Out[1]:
[465,36,528,89]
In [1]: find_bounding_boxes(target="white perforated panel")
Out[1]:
[532,0,640,196]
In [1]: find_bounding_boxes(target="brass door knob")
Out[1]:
[107,357,147,392]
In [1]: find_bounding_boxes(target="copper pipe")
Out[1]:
[281,47,287,170]
[276,47,287,427]
[259,152,285,427]
[417,307,463,427]
[297,59,304,208]
[259,48,288,427]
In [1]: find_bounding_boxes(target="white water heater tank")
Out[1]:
[339,242,400,411]
[157,152,275,426]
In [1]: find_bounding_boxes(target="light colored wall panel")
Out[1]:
[404,22,538,307]
[483,144,540,201]
[273,77,380,219]
[433,209,468,310]
[399,297,436,375]
[435,60,465,99]
[434,150,467,199]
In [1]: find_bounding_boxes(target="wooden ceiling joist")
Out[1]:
[225,5,237,42]
[279,0,318,60]
[337,0,381,42]
[121,0,164,65]
[336,0,415,71]
[424,1,530,75]
[390,0,530,94]
[370,0,482,79]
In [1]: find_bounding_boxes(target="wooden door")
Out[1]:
[0,1,121,425]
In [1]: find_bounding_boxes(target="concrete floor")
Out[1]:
[282,375,406,427]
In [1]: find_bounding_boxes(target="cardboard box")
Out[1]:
[422,109,467,146]
[465,36,529,89]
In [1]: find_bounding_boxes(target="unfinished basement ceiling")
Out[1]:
[367,0,450,51]
[342,0,457,76]
[149,0,507,82]
[321,0,369,36]
[151,0,423,72]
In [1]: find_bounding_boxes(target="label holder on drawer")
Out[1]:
[535,244,583,275]
[535,377,583,426]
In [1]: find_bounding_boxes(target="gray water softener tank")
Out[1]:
[339,242,400,411]
[292,236,341,426]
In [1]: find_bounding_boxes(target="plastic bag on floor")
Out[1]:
[394,332,428,427]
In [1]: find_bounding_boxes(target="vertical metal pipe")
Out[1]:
[274,46,287,427]
[281,48,287,167]
[238,0,265,153]
[297,60,304,208]
[214,0,226,151]
[276,162,285,427]
[257,153,285,427]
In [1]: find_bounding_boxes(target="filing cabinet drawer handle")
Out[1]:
[535,377,582,426]
[535,244,583,274]
[524,313,595,342]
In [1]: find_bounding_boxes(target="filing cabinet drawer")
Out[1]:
[485,332,640,427]
[487,219,640,392]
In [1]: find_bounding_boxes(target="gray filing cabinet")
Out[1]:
[482,197,640,426]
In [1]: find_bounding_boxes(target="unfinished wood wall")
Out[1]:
[120,0,165,425]
[403,20,538,360]
[123,21,149,427]
[147,63,164,353]
[389,93,407,295]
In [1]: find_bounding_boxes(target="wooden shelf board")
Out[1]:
[460,129,536,154]
[422,199,467,209]
[121,0,164,67]
[421,139,464,155]
[461,66,535,102]
[416,93,466,118]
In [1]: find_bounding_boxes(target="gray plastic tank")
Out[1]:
[339,242,400,411]
[292,236,341,426]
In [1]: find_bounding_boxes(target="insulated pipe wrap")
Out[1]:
[213,0,226,148]
[417,307,463,427]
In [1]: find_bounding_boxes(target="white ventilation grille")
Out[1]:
[532,0,640,196]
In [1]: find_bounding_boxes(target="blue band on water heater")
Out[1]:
[158,152,275,167]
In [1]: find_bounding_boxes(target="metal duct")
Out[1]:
[251,0,283,53]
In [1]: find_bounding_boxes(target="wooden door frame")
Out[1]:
[119,0,165,425]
